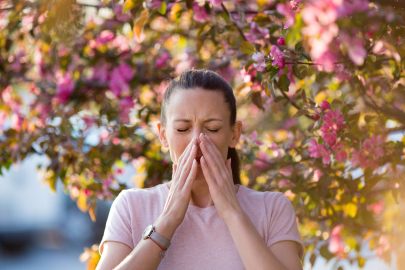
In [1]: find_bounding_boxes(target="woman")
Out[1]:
[96,69,304,270]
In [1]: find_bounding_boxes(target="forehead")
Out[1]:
[167,88,230,121]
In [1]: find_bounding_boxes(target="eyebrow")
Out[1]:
[173,118,223,123]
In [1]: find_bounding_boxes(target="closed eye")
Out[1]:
[177,129,219,133]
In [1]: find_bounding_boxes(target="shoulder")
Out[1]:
[120,183,165,204]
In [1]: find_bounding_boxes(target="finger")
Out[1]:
[202,134,224,164]
[183,159,198,192]
[172,163,177,179]
[200,156,217,188]
[200,140,229,183]
[179,143,197,188]
[226,158,233,184]
[177,139,194,169]
[177,139,195,176]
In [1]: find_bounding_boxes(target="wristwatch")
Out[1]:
[142,224,171,258]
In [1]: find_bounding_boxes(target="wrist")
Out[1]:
[223,208,246,224]
[154,214,179,241]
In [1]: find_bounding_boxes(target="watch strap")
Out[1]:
[150,228,171,249]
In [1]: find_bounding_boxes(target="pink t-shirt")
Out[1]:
[99,183,304,269]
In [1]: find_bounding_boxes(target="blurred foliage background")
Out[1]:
[1,0,405,269]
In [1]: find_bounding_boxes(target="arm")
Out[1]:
[96,214,179,270]
[225,212,303,270]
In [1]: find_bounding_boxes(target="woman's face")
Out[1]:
[157,88,242,178]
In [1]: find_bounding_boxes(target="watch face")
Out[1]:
[142,224,153,240]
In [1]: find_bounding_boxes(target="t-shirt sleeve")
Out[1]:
[266,193,305,260]
[99,190,134,255]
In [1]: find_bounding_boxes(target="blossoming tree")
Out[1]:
[1,0,404,269]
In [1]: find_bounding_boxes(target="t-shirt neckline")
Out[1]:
[161,182,243,213]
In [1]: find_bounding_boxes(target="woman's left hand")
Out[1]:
[198,132,244,222]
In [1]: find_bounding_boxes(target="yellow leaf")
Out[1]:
[342,203,357,218]
[241,41,256,55]
[170,3,183,20]
[123,0,136,14]
[89,201,97,222]
[77,191,89,212]
[134,9,149,40]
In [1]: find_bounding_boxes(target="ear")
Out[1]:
[157,121,169,148]
[229,120,242,148]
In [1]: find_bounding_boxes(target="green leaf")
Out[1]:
[157,1,166,15]
[270,68,280,80]
[301,89,308,104]
[292,64,303,79]
[278,74,290,92]
[241,41,256,55]
[331,99,343,110]
[301,52,312,62]
[292,109,309,118]
[295,41,303,51]
[245,59,255,71]
[283,66,289,74]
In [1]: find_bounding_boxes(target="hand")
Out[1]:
[160,136,199,227]
[198,133,243,222]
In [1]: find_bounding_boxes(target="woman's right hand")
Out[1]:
[159,136,199,227]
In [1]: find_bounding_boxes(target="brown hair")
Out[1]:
[160,69,241,185]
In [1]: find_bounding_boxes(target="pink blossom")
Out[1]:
[92,63,110,83]
[117,62,134,82]
[155,51,170,68]
[96,30,115,45]
[363,135,385,158]
[114,4,132,21]
[367,201,384,214]
[337,0,369,17]
[290,0,301,9]
[207,0,223,6]
[0,111,6,127]
[323,109,344,130]
[308,139,332,164]
[270,46,285,69]
[277,37,285,45]
[145,0,163,9]
[329,225,344,258]
[56,73,74,103]
[192,2,209,23]
[332,142,347,162]
[340,32,367,66]
[313,169,323,182]
[109,69,130,97]
[112,35,129,52]
[11,113,24,132]
[252,52,267,72]
[376,236,390,258]
[321,100,330,110]
[245,22,270,43]
[320,125,337,146]
[350,148,368,169]
[119,96,134,123]
[313,113,320,120]
[241,130,263,145]
[276,3,296,29]
[279,179,294,187]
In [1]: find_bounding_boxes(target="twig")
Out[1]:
[221,3,247,42]
[273,80,315,121]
